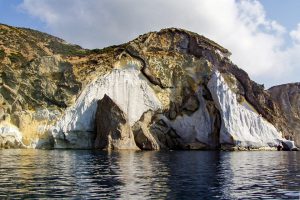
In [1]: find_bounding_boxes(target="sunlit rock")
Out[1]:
[208,71,283,149]
[0,122,25,148]
[1,24,298,150]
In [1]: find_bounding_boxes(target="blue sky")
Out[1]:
[262,0,300,30]
[0,0,299,87]
[262,0,300,46]
[0,0,44,30]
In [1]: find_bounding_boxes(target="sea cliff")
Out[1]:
[0,24,298,150]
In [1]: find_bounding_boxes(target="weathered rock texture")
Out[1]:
[95,95,138,150]
[268,83,300,147]
[132,111,161,150]
[0,24,298,150]
[0,122,25,148]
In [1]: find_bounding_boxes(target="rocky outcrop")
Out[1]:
[1,24,298,150]
[268,83,300,147]
[94,95,138,150]
[133,111,183,150]
[208,71,282,149]
[0,122,25,148]
[51,65,161,149]
[132,111,161,150]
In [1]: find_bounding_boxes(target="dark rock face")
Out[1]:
[149,118,182,150]
[132,111,161,150]
[268,83,300,146]
[281,140,298,151]
[94,94,183,151]
[132,111,182,150]
[94,95,138,150]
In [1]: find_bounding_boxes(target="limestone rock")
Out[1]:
[207,71,282,149]
[51,67,161,149]
[0,123,25,149]
[217,63,299,148]
[165,87,216,150]
[94,94,139,150]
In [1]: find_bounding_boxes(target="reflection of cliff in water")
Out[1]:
[163,151,223,199]
[0,150,299,199]
[113,151,171,199]
[217,151,300,199]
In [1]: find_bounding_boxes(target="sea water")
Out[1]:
[0,150,299,199]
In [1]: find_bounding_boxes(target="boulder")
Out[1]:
[281,140,298,151]
[132,111,183,150]
[94,95,139,150]
[0,123,25,149]
[132,111,161,150]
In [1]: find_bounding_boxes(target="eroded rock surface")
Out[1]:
[0,123,25,148]
[51,65,161,148]
[132,111,161,150]
[208,71,282,149]
[95,95,138,150]
[1,24,298,150]
[269,83,300,147]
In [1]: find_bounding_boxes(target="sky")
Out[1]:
[0,0,300,88]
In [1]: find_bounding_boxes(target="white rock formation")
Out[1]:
[49,65,295,150]
[0,123,24,148]
[208,70,282,148]
[165,87,214,146]
[52,62,162,148]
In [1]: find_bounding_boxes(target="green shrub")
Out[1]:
[8,53,25,63]
[89,45,122,54]
[47,41,88,56]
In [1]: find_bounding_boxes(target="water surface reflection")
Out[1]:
[0,150,299,199]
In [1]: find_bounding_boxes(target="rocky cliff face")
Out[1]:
[268,83,300,147]
[0,24,298,150]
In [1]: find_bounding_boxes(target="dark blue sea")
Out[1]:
[0,150,299,199]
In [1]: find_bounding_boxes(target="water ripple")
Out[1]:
[0,150,299,199]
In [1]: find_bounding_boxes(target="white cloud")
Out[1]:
[20,0,300,87]
[290,23,300,43]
